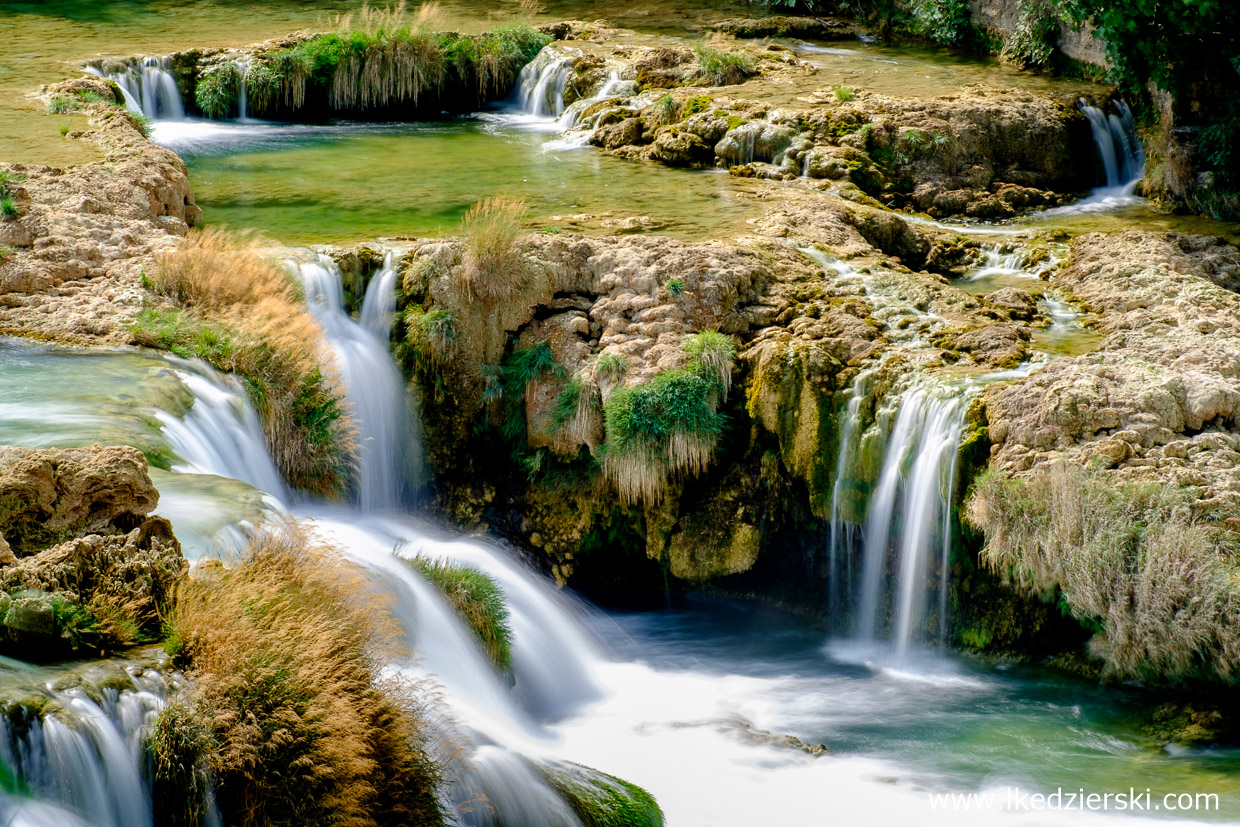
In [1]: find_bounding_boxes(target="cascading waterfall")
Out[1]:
[0,668,186,827]
[825,367,874,624]
[296,255,421,510]
[854,383,970,654]
[1079,99,1144,190]
[87,57,184,121]
[359,251,399,339]
[516,50,575,117]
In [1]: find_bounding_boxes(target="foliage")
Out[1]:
[833,85,855,102]
[651,93,677,125]
[45,96,75,115]
[665,277,684,297]
[128,111,153,138]
[552,375,602,444]
[0,196,20,221]
[148,701,215,827]
[595,353,629,381]
[405,308,457,372]
[543,762,665,827]
[459,196,529,303]
[966,464,1240,685]
[913,0,972,45]
[682,330,736,399]
[1001,0,1057,68]
[195,63,242,118]
[694,43,758,86]
[0,245,14,262]
[134,228,353,497]
[163,523,445,827]
[484,342,565,445]
[403,555,513,672]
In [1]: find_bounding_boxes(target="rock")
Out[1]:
[592,117,643,150]
[3,593,56,637]
[651,126,714,167]
[0,533,13,566]
[0,445,159,555]
[714,121,795,165]
[802,147,850,180]
[712,15,860,40]
[984,288,1039,321]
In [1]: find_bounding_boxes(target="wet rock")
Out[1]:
[592,117,644,150]
[651,126,714,167]
[985,287,1039,321]
[714,121,794,165]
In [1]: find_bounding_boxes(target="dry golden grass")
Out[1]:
[163,523,445,827]
[458,196,529,303]
[138,228,356,497]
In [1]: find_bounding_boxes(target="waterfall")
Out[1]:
[825,367,874,625]
[516,50,574,117]
[359,251,399,339]
[1079,99,1144,190]
[87,57,184,121]
[296,255,421,511]
[854,383,969,654]
[0,668,181,827]
[235,60,249,120]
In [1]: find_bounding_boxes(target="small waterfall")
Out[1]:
[87,57,184,120]
[152,360,289,504]
[516,50,574,117]
[1079,99,1144,190]
[359,251,399,339]
[296,255,421,511]
[854,383,969,653]
[235,60,249,120]
[825,367,874,625]
[0,668,176,827]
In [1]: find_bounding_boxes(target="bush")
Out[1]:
[134,229,353,497]
[458,196,528,303]
[914,0,972,45]
[195,63,242,118]
[552,376,602,445]
[403,555,513,672]
[46,96,75,115]
[162,523,445,827]
[695,44,758,86]
[148,701,215,827]
[682,330,735,399]
[595,353,629,381]
[0,196,20,221]
[405,308,457,370]
[966,464,1240,685]
[1001,0,1057,68]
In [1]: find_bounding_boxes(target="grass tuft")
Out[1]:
[46,96,75,115]
[695,40,758,86]
[403,555,513,672]
[458,196,528,303]
[195,63,242,118]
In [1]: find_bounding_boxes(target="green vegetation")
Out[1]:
[0,245,14,262]
[0,196,20,221]
[681,95,712,117]
[195,63,242,118]
[76,89,108,104]
[162,524,445,827]
[833,85,855,102]
[45,96,75,115]
[458,196,529,303]
[600,332,736,504]
[912,0,972,45]
[58,124,70,137]
[595,353,629,381]
[552,375,601,444]
[665,277,684,297]
[542,762,665,827]
[148,701,215,827]
[132,228,353,497]
[238,14,550,117]
[405,308,457,372]
[967,464,1240,685]
[403,555,513,672]
[694,44,758,86]
[651,93,677,125]
[128,111,153,138]
[1001,0,1057,67]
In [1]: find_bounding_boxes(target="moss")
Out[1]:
[147,701,215,827]
[403,556,513,673]
[681,95,713,117]
[542,761,665,827]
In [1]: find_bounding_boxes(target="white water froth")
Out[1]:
[87,58,184,121]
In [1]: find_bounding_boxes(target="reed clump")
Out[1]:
[225,5,550,118]
[967,464,1240,685]
[600,332,736,504]
[158,523,446,827]
[694,37,758,86]
[134,228,354,497]
[458,196,529,304]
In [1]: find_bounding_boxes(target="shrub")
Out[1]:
[695,43,758,86]
[458,196,528,303]
[195,63,242,118]
[405,307,457,370]
[244,61,282,114]
[966,464,1240,684]
[1001,0,1057,68]
[403,555,513,672]
[148,701,215,827]
[914,0,972,45]
[833,86,855,102]
[161,523,445,827]
[0,196,20,221]
[552,376,601,444]
[682,330,736,399]
[134,229,354,497]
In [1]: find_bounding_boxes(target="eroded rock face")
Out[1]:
[984,232,1240,512]
[0,75,200,345]
[0,445,160,555]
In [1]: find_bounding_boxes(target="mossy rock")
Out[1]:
[541,761,664,827]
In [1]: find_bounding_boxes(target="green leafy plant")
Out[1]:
[914,0,972,45]
[195,63,242,118]
[45,96,75,115]
[695,44,758,86]
[459,196,528,303]
[58,124,70,137]
[595,352,629,381]
[0,196,20,221]
[833,86,855,102]
[403,555,513,672]
[1001,0,1057,68]
[652,93,677,125]
[665,277,685,297]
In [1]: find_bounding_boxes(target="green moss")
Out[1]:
[147,701,215,827]
[0,245,15,262]
[681,95,713,117]
[543,762,664,827]
[403,556,513,672]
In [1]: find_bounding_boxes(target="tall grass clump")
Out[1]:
[403,555,513,672]
[694,39,758,86]
[600,333,735,504]
[552,375,602,445]
[967,464,1240,684]
[458,196,529,303]
[252,5,550,116]
[159,523,446,827]
[195,63,242,118]
[133,228,353,496]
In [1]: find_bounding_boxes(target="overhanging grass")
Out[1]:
[403,556,513,673]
